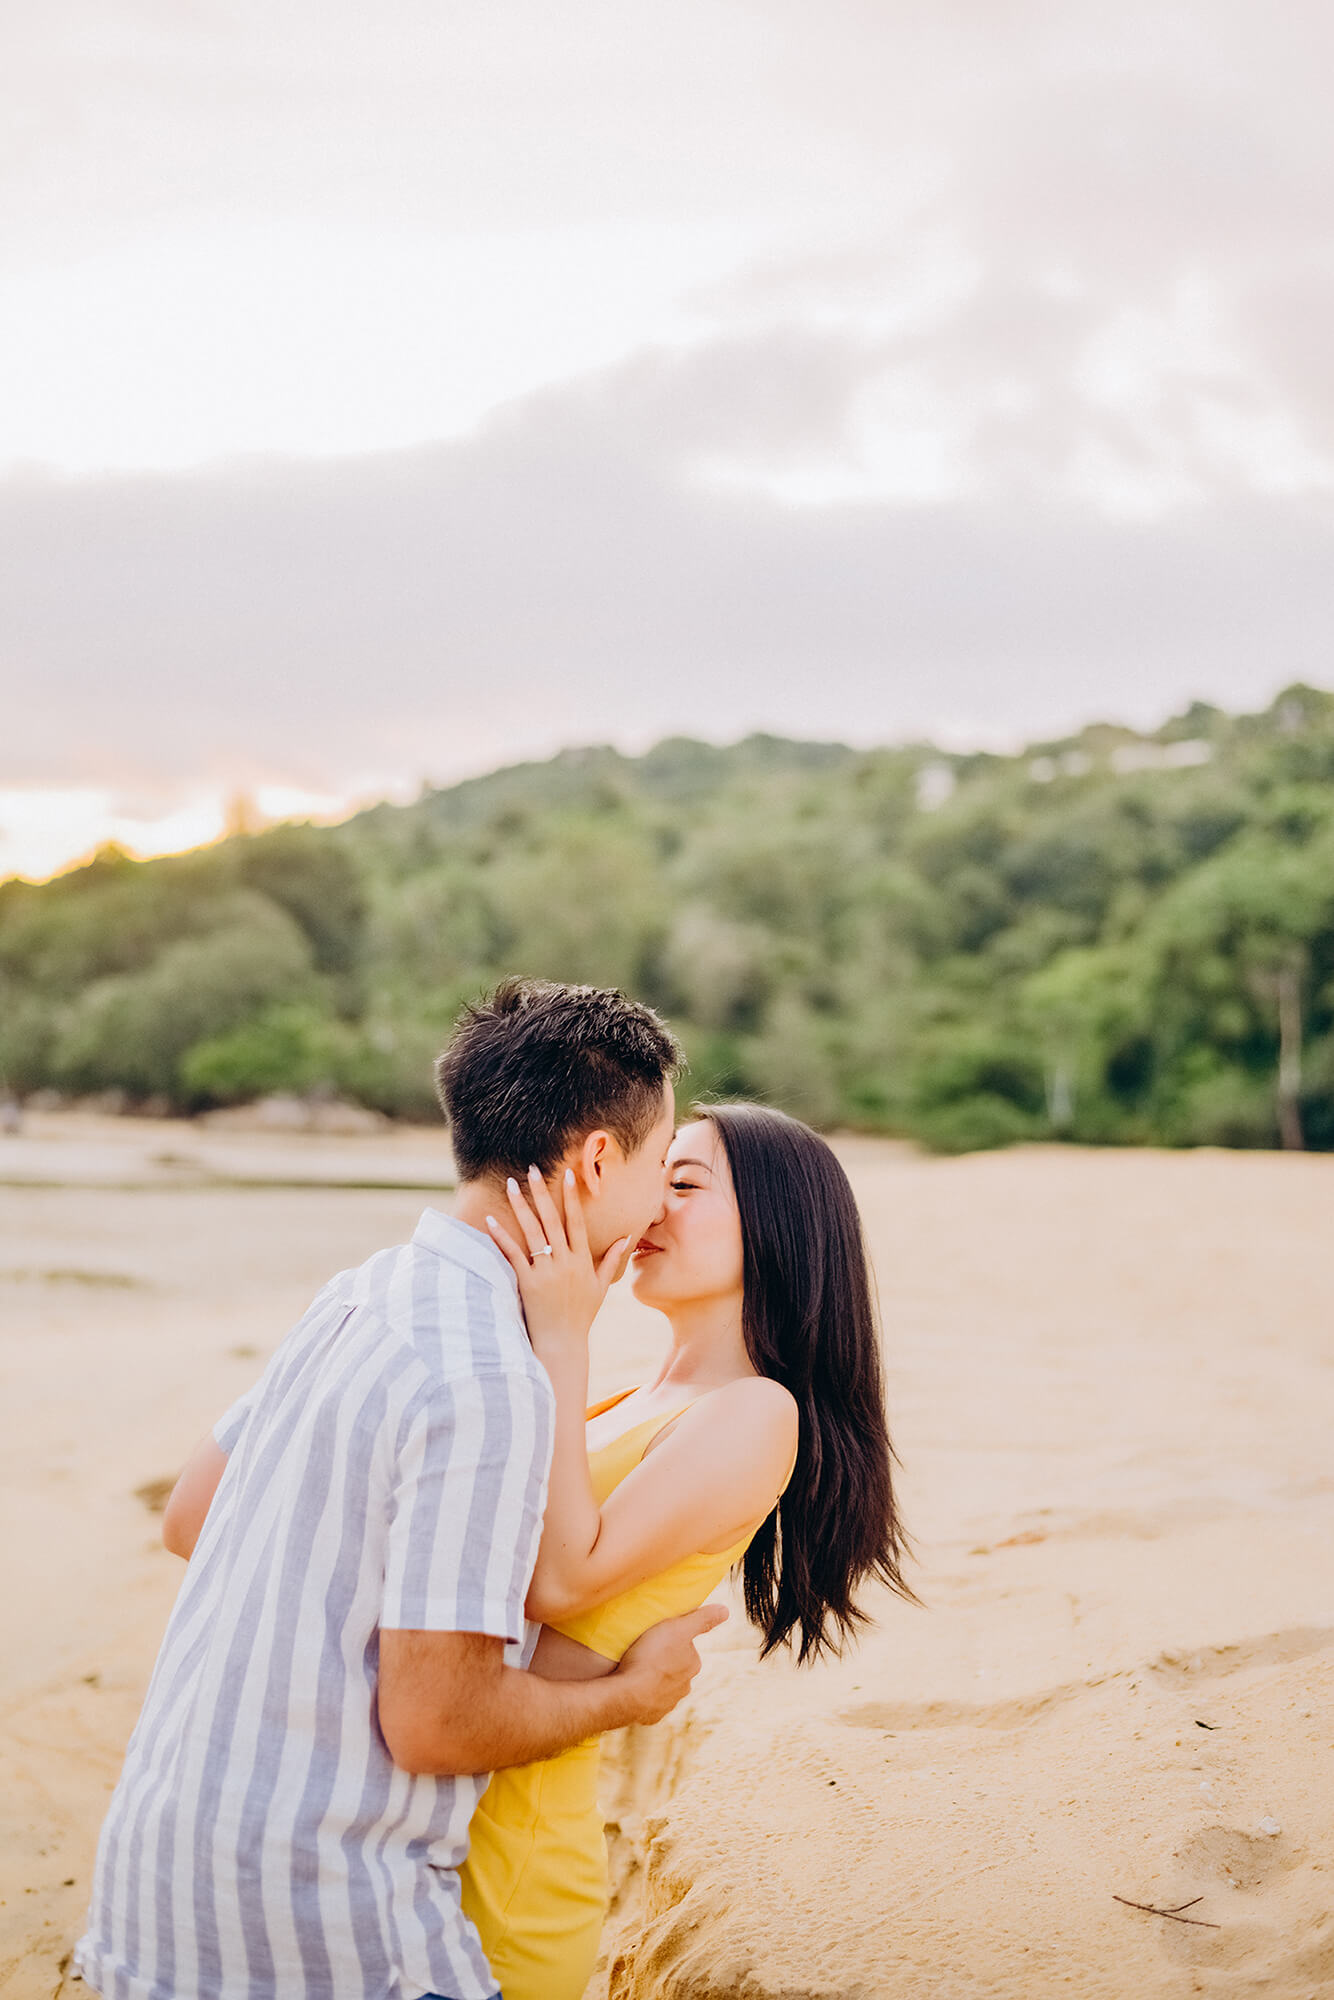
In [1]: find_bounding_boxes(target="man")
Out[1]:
[76,979,716,2000]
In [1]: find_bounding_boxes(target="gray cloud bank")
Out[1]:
[7,2,1334,793]
[5,329,1334,792]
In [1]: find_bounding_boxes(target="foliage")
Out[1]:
[5,695,1334,1151]
[49,895,315,1099]
[179,1005,341,1106]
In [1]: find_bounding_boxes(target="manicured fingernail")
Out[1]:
[485,1215,497,1229]
[565,1168,575,1185]
[507,1177,519,1193]
[528,1164,540,1178]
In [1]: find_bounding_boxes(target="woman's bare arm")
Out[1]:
[524,1367,795,1624]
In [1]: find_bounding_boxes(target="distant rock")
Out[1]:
[72,1089,130,1116]
[200,1095,389,1135]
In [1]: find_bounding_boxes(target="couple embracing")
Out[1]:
[76,978,911,2000]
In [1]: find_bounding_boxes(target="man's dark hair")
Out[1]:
[435,977,682,1182]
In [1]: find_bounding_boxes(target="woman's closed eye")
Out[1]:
[670,1179,702,1193]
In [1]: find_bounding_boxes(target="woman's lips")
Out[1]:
[631,1239,663,1259]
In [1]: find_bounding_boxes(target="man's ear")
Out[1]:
[575,1128,614,1191]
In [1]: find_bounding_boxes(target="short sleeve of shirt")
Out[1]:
[213,1380,263,1454]
[381,1365,553,1643]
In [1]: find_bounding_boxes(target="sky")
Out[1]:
[4,0,1334,879]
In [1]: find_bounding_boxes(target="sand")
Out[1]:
[1,1115,1331,1999]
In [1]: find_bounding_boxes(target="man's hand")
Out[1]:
[613,1603,729,1724]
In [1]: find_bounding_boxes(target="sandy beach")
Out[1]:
[1,1115,1331,1999]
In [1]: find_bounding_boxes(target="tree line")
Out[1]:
[3,686,1333,1152]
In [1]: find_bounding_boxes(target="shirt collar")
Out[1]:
[411,1208,520,1302]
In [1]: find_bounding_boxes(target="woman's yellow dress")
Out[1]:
[458,1393,752,2000]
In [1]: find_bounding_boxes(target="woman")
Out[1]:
[463,1101,913,2000]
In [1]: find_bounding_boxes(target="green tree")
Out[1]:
[180,1004,341,1105]
[1021,945,1149,1140]
[52,894,315,1101]
[486,816,669,993]
[238,824,368,975]
[743,994,841,1129]
[1141,834,1334,1149]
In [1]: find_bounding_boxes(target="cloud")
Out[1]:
[8,2,1334,493]
[6,0,1334,818]
[5,334,1333,795]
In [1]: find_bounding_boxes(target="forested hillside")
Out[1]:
[4,687,1334,1151]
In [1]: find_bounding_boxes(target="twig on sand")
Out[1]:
[1113,1894,1221,1929]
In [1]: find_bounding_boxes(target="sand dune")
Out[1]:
[1,1118,1331,1998]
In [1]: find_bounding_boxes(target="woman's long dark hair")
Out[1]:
[703,1102,916,1664]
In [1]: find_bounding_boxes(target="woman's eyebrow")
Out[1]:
[669,1158,714,1173]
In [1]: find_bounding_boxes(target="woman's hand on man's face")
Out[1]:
[485,1166,630,1350]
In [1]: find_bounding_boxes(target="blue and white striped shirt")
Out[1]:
[76,1211,554,2000]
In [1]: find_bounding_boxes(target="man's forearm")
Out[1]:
[381,1635,644,1779]
[469,1658,641,1771]
[379,1609,718,1779]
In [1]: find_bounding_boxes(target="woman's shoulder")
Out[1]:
[663,1379,799,1530]
[708,1373,798,1419]
[679,1376,799,1465]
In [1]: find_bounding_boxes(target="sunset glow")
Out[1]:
[0,784,370,885]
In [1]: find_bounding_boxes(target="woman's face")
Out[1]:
[629,1118,745,1312]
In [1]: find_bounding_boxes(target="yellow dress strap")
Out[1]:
[587,1402,697,1475]
[584,1388,637,1422]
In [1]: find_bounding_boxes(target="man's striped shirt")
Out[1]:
[75,1210,554,2000]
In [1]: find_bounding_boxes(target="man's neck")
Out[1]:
[451,1177,512,1242]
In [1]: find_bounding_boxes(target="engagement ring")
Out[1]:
[534,1244,555,1257]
